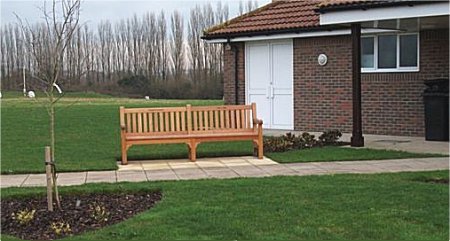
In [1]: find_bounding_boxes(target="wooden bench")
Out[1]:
[119,103,263,165]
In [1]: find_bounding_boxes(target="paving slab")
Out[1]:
[1,174,29,187]
[22,174,47,187]
[1,156,448,188]
[145,169,179,181]
[86,171,116,183]
[257,164,297,176]
[117,170,147,182]
[169,162,199,170]
[283,163,325,171]
[142,163,171,171]
[117,162,144,171]
[228,165,269,177]
[174,168,208,180]
[195,161,226,168]
[202,167,240,179]
[57,172,87,186]
[292,168,330,176]
[220,159,253,167]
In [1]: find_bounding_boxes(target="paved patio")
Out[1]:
[1,156,448,188]
[264,130,449,155]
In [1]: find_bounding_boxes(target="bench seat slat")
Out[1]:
[126,130,257,141]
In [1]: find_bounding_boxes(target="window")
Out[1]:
[361,33,419,72]
[378,35,397,68]
[361,37,374,68]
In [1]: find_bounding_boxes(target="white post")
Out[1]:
[23,68,26,96]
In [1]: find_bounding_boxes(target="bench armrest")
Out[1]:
[253,119,263,125]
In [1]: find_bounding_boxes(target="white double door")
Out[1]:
[245,39,293,130]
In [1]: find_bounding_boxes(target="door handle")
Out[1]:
[270,85,274,99]
[266,86,271,99]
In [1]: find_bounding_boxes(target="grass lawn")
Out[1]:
[267,146,446,163]
[1,171,448,240]
[2,91,445,174]
[1,92,226,174]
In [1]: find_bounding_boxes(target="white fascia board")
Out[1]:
[320,2,449,25]
[203,28,399,43]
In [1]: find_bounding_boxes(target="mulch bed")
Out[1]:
[1,191,162,240]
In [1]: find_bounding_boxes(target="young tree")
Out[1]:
[16,0,82,210]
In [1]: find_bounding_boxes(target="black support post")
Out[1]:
[351,23,364,147]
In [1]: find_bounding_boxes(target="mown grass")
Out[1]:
[1,171,448,240]
[1,92,224,174]
[1,91,444,174]
[267,146,446,163]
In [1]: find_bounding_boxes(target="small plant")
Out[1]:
[319,130,342,145]
[90,203,110,222]
[50,221,72,236]
[300,132,317,148]
[11,208,36,225]
[263,130,343,152]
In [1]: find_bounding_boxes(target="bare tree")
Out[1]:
[3,1,238,99]
[170,10,184,79]
[157,11,168,81]
[16,0,82,210]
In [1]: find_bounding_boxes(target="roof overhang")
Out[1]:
[204,28,399,43]
[320,2,449,25]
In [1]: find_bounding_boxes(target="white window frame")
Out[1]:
[361,32,419,73]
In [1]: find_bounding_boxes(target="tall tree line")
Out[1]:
[0,1,258,99]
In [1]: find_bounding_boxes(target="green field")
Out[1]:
[1,92,224,173]
[1,171,448,240]
[1,92,443,174]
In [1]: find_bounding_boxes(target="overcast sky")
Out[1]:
[1,0,270,27]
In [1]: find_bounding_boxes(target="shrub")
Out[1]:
[11,209,35,225]
[117,75,150,94]
[264,130,343,152]
[263,136,293,152]
[90,203,110,222]
[50,221,72,236]
[319,129,342,145]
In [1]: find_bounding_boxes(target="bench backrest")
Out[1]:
[120,103,259,136]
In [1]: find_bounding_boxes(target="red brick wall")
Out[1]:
[293,29,449,136]
[223,29,449,136]
[293,36,353,133]
[223,43,245,105]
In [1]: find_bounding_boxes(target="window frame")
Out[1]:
[361,32,420,73]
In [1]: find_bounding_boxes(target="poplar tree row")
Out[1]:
[0,1,258,99]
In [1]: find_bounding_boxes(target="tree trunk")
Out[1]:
[49,94,62,210]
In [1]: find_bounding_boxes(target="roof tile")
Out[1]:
[203,0,405,38]
[204,0,323,37]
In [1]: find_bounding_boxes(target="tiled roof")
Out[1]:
[203,0,430,39]
[204,0,324,38]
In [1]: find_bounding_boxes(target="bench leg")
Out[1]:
[257,135,263,159]
[121,143,129,165]
[252,141,258,157]
[257,142,263,159]
[188,141,198,162]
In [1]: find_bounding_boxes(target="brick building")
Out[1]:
[202,0,449,140]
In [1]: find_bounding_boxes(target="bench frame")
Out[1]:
[120,103,263,165]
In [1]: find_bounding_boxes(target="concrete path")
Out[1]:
[1,156,448,188]
[264,131,449,155]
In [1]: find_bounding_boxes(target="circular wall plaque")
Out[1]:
[318,54,328,66]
